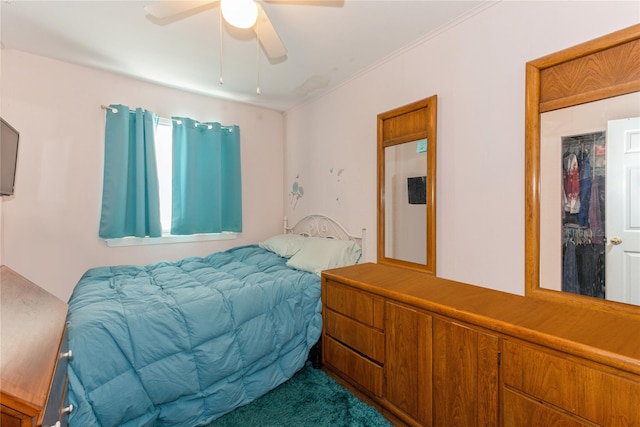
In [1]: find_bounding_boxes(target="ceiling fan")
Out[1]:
[144,0,339,60]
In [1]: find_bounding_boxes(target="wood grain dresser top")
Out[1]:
[323,263,640,376]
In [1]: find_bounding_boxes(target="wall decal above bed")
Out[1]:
[329,167,345,205]
[289,174,304,210]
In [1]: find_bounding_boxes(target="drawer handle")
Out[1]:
[61,350,73,360]
[48,405,74,427]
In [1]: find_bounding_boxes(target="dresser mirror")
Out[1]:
[377,95,437,274]
[525,24,640,316]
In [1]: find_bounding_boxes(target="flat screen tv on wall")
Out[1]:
[1,117,20,196]
[407,176,426,205]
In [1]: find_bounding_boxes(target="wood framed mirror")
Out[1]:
[525,24,640,316]
[377,95,437,274]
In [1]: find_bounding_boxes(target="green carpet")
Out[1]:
[204,363,392,427]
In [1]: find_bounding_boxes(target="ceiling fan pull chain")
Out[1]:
[256,39,261,95]
[219,9,224,85]
[256,16,261,95]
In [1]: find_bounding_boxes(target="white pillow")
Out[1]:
[259,234,308,258]
[286,237,361,274]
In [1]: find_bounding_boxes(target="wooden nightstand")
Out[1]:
[1,266,71,427]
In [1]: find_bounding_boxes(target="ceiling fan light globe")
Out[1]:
[221,0,258,29]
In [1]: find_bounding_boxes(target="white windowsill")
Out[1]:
[105,232,238,247]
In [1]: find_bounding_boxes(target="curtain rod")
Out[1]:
[100,105,235,130]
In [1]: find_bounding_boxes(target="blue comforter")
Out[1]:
[67,245,322,427]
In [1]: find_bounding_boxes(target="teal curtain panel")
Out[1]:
[99,104,161,238]
[171,118,242,234]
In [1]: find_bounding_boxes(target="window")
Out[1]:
[101,106,242,247]
[155,119,174,233]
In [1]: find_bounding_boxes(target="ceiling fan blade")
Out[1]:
[254,3,287,59]
[144,1,217,20]
[262,0,343,5]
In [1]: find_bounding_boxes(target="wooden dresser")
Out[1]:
[321,263,640,427]
[1,266,71,427]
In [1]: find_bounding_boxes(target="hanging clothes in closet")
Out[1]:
[561,131,606,299]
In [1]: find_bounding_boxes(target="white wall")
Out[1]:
[283,1,640,295]
[1,50,284,301]
[2,2,637,301]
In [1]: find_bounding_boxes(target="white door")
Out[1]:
[606,117,640,305]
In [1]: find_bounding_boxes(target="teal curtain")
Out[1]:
[99,105,161,238]
[171,118,242,235]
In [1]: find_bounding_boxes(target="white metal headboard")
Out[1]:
[284,214,366,260]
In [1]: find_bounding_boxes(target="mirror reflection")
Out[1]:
[377,95,437,274]
[525,23,640,315]
[384,139,428,265]
[540,92,640,305]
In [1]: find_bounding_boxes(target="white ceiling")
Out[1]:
[1,0,488,111]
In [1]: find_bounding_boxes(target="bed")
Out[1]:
[66,215,363,427]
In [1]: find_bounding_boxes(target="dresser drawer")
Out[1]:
[325,309,385,363]
[502,389,595,427]
[325,280,384,330]
[502,339,640,426]
[324,336,383,397]
[1,406,30,427]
